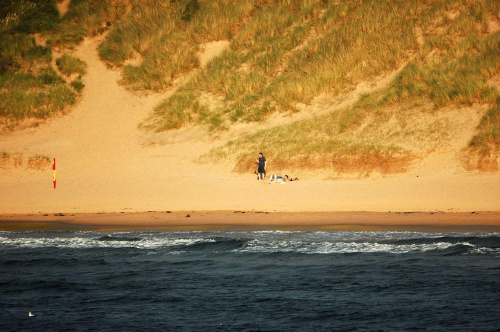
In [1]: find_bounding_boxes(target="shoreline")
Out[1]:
[1,210,499,232]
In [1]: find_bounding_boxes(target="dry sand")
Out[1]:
[56,0,71,18]
[0,35,499,224]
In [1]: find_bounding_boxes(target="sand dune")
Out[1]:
[0,35,499,214]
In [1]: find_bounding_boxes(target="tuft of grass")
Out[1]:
[98,0,255,92]
[485,0,500,19]
[0,1,86,129]
[181,0,200,22]
[48,0,129,48]
[0,82,76,119]
[70,79,85,92]
[0,33,52,71]
[0,40,77,126]
[27,154,52,170]
[462,96,500,171]
[0,53,77,126]
[0,0,60,35]
[384,17,500,109]
[0,152,23,168]
[56,53,87,77]
[468,97,500,155]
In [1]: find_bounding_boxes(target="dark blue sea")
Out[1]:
[1,230,499,331]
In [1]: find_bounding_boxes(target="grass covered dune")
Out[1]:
[1,0,499,176]
[0,0,499,217]
[0,0,89,129]
[96,0,500,174]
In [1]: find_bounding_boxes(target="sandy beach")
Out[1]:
[1,211,499,232]
[1,35,499,222]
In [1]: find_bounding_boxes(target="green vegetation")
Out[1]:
[190,0,499,173]
[98,0,255,91]
[202,118,414,176]
[56,53,87,92]
[0,33,76,128]
[138,0,499,134]
[468,97,500,155]
[0,0,85,129]
[56,53,87,77]
[1,0,499,172]
[0,0,60,34]
[48,0,129,48]
[144,0,420,130]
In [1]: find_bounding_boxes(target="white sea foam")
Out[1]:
[238,239,459,254]
[0,233,215,249]
[1,231,498,255]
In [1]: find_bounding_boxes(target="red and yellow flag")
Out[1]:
[52,158,56,189]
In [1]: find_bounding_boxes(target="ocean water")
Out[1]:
[1,230,499,331]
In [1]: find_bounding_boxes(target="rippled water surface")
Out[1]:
[1,230,499,331]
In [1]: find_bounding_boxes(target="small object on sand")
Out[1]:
[186,214,190,218]
[29,312,35,317]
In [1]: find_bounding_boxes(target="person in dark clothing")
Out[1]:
[256,152,266,181]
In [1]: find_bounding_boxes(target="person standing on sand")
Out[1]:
[256,152,266,181]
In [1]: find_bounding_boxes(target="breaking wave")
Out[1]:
[1,231,498,255]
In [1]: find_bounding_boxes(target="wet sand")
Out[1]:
[1,211,499,232]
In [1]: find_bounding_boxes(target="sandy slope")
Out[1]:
[0,36,499,214]
[56,0,71,18]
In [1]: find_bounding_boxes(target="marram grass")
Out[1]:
[1,0,499,172]
[0,2,85,129]
[56,53,87,77]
